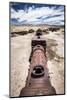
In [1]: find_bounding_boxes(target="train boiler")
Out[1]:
[19,30,56,97]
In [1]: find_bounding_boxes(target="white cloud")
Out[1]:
[11,5,64,25]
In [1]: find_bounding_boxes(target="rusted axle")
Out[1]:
[19,32,56,97]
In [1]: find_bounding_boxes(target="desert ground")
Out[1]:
[10,25,64,97]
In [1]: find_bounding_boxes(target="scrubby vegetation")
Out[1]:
[48,28,60,32]
[28,29,34,33]
[11,32,17,37]
[42,29,49,34]
[11,31,28,37]
[18,31,28,35]
[11,29,35,37]
[11,27,61,37]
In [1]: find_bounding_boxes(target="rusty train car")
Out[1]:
[19,31,56,97]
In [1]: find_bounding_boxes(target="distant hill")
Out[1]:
[11,24,64,28]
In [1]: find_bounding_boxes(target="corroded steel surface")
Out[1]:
[19,33,56,97]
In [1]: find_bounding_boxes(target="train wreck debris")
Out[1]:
[19,31,56,97]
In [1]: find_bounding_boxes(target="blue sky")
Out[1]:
[10,2,64,26]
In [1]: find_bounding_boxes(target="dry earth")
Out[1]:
[10,26,64,97]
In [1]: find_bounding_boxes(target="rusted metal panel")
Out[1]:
[19,33,56,97]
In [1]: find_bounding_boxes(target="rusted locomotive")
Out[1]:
[19,30,56,97]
